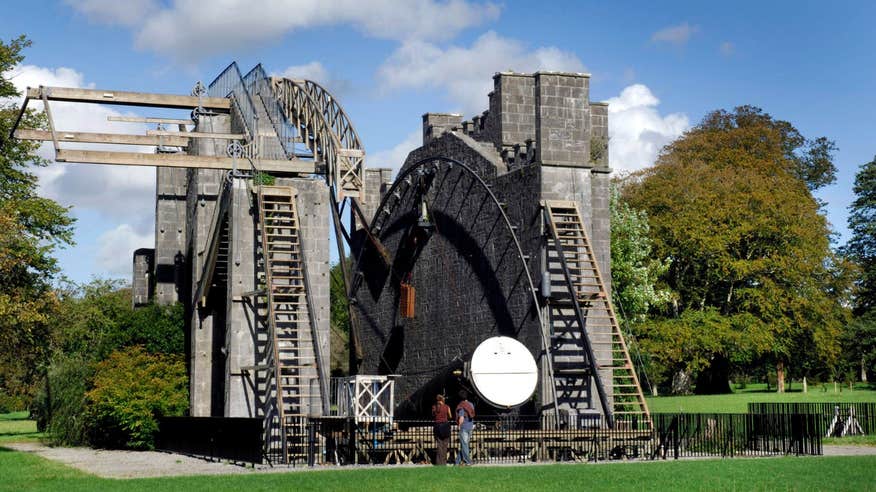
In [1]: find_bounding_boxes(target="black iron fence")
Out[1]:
[652,413,822,459]
[748,402,876,436]
[156,417,264,463]
[301,413,820,466]
[156,412,824,466]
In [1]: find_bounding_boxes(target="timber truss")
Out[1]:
[7,63,365,201]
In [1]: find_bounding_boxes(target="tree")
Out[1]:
[845,156,876,315]
[0,35,75,406]
[85,346,187,449]
[624,106,844,393]
[840,311,876,382]
[50,279,185,361]
[610,184,671,324]
[329,261,350,375]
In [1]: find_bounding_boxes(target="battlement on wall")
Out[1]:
[422,71,610,173]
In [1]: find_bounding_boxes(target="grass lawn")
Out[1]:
[0,411,42,443]
[0,447,874,492]
[646,382,876,413]
[824,435,876,447]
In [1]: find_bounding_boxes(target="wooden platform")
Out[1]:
[344,424,654,465]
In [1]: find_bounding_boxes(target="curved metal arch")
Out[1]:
[271,77,365,200]
[298,80,364,152]
[355,156,559,419]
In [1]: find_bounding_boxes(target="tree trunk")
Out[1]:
[863,357,868,383]
[803,376,808,393]
[695,356,732,394]
[776,361,786,394]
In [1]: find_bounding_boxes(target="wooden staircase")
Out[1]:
[256,185,326,463]
[542,200,651,430]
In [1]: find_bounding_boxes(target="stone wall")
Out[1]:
[185,114,230,417]
[353,133,543,417]
[535,72,590,167]
[132,248,154,307]
[352,70,613,418]
[361,168,394,224]
[154,167,188,305]
[422,113,462,146]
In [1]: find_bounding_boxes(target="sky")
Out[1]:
[1,0,874,284]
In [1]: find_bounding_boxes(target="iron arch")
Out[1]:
[351,156,557,418]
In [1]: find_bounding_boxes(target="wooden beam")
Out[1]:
[15,128,190,147]
[27,86,230,111]
[337,148,365,157]
[55,149,321,174]
[147,129,246,140]
[108,115,195,125]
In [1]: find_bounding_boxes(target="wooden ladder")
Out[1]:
[256,185,324,463]
[543,200,651,430]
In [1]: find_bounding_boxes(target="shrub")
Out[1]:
[31,354,93,445]
[85,346,187,449]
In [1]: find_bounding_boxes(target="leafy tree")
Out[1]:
[0,35,75,405]
[845,156,876,315]
[840,311,876,382]
[85,346,187,449]
[610,184,671,324]
[31,354,93,445]
[624,106,844,393]
[330,261,350,375]
[51,279,184,360]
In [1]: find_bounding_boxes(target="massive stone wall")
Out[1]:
[154,167,188,304]
[353,70,612,418]
[353,134,542,417]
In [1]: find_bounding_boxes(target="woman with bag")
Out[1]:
[431,394,452,465]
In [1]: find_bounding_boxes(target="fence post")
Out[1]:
[307,419,316,467]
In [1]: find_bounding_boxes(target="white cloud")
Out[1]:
[720,41,735,56]
[606,84,689,173]
[377,31,585,115]
[278,62,330,83]
[651,22,699,46]
[276,61,351,96]
[4,64,156,242]
[96,223,153,276]
[66,0,501,62]
[368,130,421,173]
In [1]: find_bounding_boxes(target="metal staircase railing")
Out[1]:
[542,200,651,430]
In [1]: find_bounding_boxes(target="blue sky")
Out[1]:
[1,0,873,284]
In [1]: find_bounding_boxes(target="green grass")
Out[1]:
[0,411,43,442]
[646,382,876,413]
[0,447,875,492]
[824,435,876,447]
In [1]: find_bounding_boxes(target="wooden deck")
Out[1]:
[343,424,655,465]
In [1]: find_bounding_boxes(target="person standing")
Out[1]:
[455,390,475,466]
[431,394,452,465]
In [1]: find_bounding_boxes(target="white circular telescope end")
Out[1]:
[469,336,538,408]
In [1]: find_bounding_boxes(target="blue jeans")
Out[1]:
[456,427,472,465]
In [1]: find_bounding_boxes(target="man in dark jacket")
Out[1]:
[455,390,475,466]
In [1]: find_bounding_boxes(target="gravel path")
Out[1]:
[821,445,876,456]
[5,442,268,478]
[5,441,876,479]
